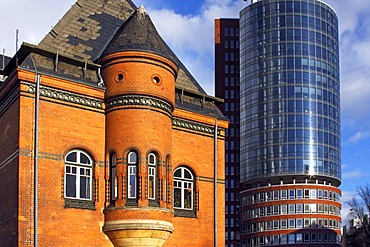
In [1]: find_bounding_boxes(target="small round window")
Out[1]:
[115,71,125,83]
[151,74,161,85]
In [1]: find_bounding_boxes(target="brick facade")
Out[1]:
[0,2,227,247]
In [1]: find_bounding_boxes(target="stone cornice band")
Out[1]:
[106,94,174,116]
[2,82,225,136]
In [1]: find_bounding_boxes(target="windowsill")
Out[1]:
[126,199,138,206]
[64,198,95,210]
[174,209,197,218]
[148,200,160,207]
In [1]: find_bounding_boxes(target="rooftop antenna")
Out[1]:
[2,48,5,70]
[16,29,19,67]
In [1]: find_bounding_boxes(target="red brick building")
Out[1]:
[0,1,227,246]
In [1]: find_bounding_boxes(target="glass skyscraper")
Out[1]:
[239,0,341,246]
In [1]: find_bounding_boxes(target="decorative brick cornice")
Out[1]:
[172,117,224,137]
[106,94,174,116]
[0,86,19,117]
[23,82,103,109]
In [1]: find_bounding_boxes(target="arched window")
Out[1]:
[64,150,93,200]
[148,153,157,200]
[173,167,194,210]
[127,151,138,199]
[110,153,117,202]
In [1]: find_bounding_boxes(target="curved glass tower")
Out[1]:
[239,0,341,246]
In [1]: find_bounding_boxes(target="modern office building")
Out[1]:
[215,18,242,247]
[239,0,341,246]
[0,1,228,246]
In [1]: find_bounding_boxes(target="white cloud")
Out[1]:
[341,190,357,226]
[347,131,370,144]
[342,169,365,179]
[325,0,370,133]
[0,0,75,56]
[137,0,245,94]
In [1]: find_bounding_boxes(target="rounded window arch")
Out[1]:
[64,149,93,200]
[173,166,194,210]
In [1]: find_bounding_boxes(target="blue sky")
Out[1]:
[1,0,370,223]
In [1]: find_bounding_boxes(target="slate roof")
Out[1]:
[102,6,177,64]
[37,0,206,94]
[38,0,136,61]
[7,0,224,119]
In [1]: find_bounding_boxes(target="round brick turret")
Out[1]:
[100,6,178,247]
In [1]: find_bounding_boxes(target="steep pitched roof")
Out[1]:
[102,6,176,64]
[37,0,206,94]
[38,0,136,61]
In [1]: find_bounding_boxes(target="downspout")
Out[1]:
[30,54,40,247]
[34,74,40,247]
[214,118,218,247]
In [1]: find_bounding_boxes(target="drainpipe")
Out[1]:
[30,54,40,247]
[214,118,218,247]
[34,73,40,247]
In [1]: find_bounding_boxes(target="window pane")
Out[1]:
[128,166,136,198]
[80,175,90,199]
[66,152,77,162]
[80,153,90,164]
[148,167,155,199]
[174,169,181,177]
[149,153,155,165]
[184,185,192,209]
[184,169,192,179]
[112,167,117,200]
[174,187,181,208]
[128,152,137,164]
[66,174,76,197]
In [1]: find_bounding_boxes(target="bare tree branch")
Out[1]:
[347,184,370,245]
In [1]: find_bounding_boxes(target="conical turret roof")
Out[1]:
[102,5,176,64]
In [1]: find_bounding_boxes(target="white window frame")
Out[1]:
[173,167,194,210]
[128,151,137,199]
[148,153,156,200]
[111,153,117,201]
[64,150,93,200]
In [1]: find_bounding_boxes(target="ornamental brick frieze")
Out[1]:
[105,94,174,116]
[23,82,103,109]
[172,117,224,137]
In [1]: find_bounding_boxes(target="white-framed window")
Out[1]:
[148,153,157,200]
[173,167,194,210]
[110,153,117,201]
[64,150,93,200]
[128,151,138,199]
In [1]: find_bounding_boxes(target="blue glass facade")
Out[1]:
[240,0,341,185]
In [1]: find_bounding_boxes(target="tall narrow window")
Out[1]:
[173,167,194,210]
[64,150,93,200]
[110,153,117,202]
[127,151,137,199]
[148,153,156,200]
